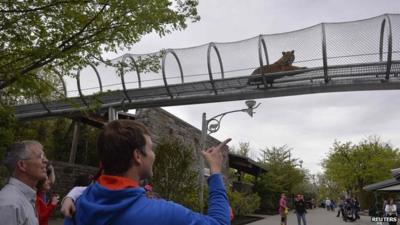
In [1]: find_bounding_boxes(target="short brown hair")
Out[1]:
[97,120,150,175]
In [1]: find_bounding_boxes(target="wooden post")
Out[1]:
[69,121,80,164]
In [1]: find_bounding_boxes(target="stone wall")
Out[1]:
[51,161,98,198]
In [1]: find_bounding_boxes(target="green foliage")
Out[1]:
[231,142,251,157]
[152,137,200,211]
[255,145,308,213]
[0,106,16,162]
[1,117,100,166]
[0,0,200,104]
[0,1,200,168]
[228,190,261,216]
[72,123,101,166]
[230,142,255,184]
[316,173,341,201]
[321,136,400,208]
[322,136,400,195]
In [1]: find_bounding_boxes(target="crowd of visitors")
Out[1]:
[6,120,399,225]
[0,120,232,225]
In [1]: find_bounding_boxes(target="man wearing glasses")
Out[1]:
[0,140,49,225]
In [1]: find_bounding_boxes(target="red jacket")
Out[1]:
[35,192,56,225]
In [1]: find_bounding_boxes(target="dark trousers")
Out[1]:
[296,213,307,225]
[388,214,397,225]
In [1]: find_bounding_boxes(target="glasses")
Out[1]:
[22,153,47,161]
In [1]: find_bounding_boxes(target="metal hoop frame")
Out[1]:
[257,35,270,72]
[378,15,393,80]
[37,68,68,114]
[120,55,142,103]
[207,42,225,95]
[161,49,184,99]
[76,63,103,107]
[321,23,329,83]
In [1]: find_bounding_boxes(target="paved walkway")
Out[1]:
[248,208,373,225]
[50,208,375,225]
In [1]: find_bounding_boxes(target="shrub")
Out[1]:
[151,137,200,210]
[228,190,261,216]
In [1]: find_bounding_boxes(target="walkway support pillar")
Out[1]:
[69,121,80,164]
[108,107,118,121]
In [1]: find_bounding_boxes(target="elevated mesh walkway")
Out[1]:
[13,14,400,119]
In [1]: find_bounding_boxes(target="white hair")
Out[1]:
[3,140,41,175]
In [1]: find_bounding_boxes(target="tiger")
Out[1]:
[251,50,305,75]
[250,50,306,86]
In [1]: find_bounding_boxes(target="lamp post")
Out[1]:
[198,100,261,213]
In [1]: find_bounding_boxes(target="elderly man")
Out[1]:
[0,141,49,225]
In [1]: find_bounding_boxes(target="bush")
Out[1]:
[228,190,261,216]
[151,137,201,211]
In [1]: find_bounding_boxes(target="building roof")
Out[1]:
[363,169,400,192]
[228,153,267,176]
[363,178,400,192]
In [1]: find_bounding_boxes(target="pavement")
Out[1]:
[248,207,375,225]
[49,218,64,225]
[50,207,377,225]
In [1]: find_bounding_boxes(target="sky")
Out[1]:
[103,0,400,174]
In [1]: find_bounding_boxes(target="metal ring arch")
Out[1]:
[120,55,142,103]
[37,69,68,114]
[207,42,225,95]
[257,35,270,72]
[321,23,329,83]
[378,15,393,80]
[76,63,103,107]
[161,49,184,99]
[53,69,68,97]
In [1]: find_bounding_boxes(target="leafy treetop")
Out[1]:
[0,0,200,104]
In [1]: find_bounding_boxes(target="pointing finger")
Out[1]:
[217,138,232,149]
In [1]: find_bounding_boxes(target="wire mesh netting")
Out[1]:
[14,14,400,117]
[60,14,399,95]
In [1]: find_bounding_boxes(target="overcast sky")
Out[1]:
[104,0,400,174]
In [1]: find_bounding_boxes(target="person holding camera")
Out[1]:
[36,164,60,225]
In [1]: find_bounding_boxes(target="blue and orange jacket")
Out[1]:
[64,173,230,225]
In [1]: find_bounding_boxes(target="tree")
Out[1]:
[231,142,251,157]
[151,138,200,210]
[230,142,255,184]
[255,145,307,213]
[322,136,400,208]
[0,0,199,104]
[0,0,200,160]
[0,117,100,167]
[227,190,261,217]
[316,173,341,203]
[0,107,16,158]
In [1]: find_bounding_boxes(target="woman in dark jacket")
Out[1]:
[294,194,307,225]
